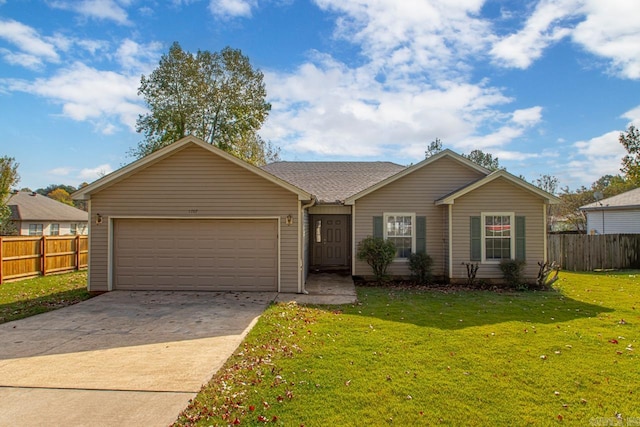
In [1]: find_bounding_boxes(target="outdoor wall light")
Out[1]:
[286,214,293,225]
[96,213,103,225]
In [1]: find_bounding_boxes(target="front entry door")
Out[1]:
[311,215,349,269]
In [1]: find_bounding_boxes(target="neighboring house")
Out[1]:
[6,191,88,236]
[580,187,640,234]
[73,136,559,293]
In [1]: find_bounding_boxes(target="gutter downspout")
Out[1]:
[299,197,317,294]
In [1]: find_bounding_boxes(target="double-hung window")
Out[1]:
[482,213,514,261]
[70,223,77,235]
[29,224,43,236]
[50,223,60,236]
[384,213,415,259]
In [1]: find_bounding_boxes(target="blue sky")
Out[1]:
[1,0,639,193]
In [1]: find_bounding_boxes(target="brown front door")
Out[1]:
[311,215,350,269]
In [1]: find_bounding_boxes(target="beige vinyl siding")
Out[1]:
[308,205,352,215]
[88,145,300,292]
[450,178,545,282]
[353,156,485,277]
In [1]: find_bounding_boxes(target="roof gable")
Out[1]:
[8,192,88,221]
[261,161,405,204]
[72,136,312,201]
[435,169,560,205]
[344,149,490,204]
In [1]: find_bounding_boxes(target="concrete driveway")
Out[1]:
[0,291,276,427]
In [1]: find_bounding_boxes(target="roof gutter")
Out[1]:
[299,197,317,294]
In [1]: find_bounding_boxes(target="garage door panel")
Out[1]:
[114,219,278,291]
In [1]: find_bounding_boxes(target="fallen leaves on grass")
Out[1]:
[173,302,316,426]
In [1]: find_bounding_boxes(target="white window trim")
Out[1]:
[481,212,515,263]
[383,212,416,261]
[29,223,43,236]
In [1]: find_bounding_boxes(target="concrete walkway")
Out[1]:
[276,272,358,305]
[0,291,276,427]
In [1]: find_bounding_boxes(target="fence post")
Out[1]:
[75,235,80,271]
[41,235,46,276]
[0,236,3,284]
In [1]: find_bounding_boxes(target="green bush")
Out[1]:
[357,236,396,281]
[499,259,527,290]
[408,252,433,284]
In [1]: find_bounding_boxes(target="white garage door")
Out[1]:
[113,219,278,291]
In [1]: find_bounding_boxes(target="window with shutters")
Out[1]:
[482,213,514,261]
[384,213,415,259]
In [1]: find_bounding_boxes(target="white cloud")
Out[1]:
[209,0,257,18]
[261,2,553,164]
[511,106,543,127]
[315,0,491,78]
[2,62,146,133]
[0,19,60,66]
[567,130,627,183]
[622,105,640,127]
[490,0,640,79]
[114,39,163,73]
[490,0,579,69]
[50,0,130,25]
[451,107,542,153]
[572,1,640,79]
[79,164,113,181]
[49,167,73,176]
[263,56,518,161]
[0,49,43,69]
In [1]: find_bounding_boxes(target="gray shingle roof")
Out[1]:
[580,187,640,210]
[261,161,406,203]
[7,191,88,221]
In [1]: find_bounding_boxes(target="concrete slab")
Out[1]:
[0,290,275,427]
[276,272,358,305]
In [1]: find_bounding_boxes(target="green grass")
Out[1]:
[0,271,91,324]
[176,270,640,426]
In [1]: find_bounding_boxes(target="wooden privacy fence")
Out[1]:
[548,234,640,272]
[0,235,88,284]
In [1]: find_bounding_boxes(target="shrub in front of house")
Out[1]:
[357,236,396,282]
[499,259,527,290]
[408,252,433,284]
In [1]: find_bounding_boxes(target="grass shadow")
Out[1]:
[0,288,92,324]
[343,285,615,330]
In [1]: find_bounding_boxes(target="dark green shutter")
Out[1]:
[470,216,481,261]
[416,216,426,254]
[373,216,383,238]
[515,216,526,260]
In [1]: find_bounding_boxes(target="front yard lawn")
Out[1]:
[0,271,91,324]
[176,270,639,426]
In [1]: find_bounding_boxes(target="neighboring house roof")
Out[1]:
[435,169,561,205]
[72,136,313,201]
[261,161,405,204]
[8,191,88,222]
[580,187,640,211]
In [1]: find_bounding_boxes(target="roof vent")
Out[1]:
[30,192,37,196]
